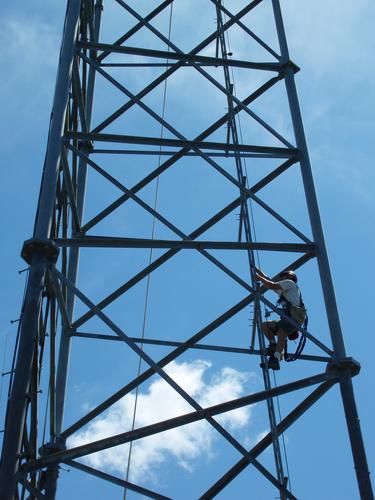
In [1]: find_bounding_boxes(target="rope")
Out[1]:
[272,370,293,494]
[123,5,173,498]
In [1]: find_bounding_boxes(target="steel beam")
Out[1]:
[72,145,311,246]
[90,0,271,136]
[61,292,257,440]
[200,379,336,498]
[0,2,81,498]
[271,1,374,498]
[81,76,283,232]
[96,0,174,62]
[210,0,280,59]
[55,0,103,438]
[58,257,317,444]
[72,332,330,362]
[65,460,172,500]
[66,131,296,157]
[54,237,315,253]
[23,371,337,471]
[79,41,283,71]
[70,159,304,329]
[38,277,296,496]
[105,0,293,148]
[91,149,286,157]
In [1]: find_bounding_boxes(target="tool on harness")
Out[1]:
[277,291,308,362]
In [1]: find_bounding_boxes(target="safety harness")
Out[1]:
[277,290,308,362]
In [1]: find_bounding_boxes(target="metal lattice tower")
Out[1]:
[0,1,373,498]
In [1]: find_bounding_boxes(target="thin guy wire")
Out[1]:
[123,5,173,498]
[273,370,292,493]
[2,269,30,434]
[0,332,10,410]
[42,302,60,448]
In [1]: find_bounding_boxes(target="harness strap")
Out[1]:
[277,288,304,310]
[276,284,308,362]
[284,314,308,362]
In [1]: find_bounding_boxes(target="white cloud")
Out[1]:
[68,360,255,484]
[282,0,375,75]
[0,15,62,132]
[244,429,269,451]
[0,17,59,89]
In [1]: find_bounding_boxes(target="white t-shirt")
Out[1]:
[276,279,301,307]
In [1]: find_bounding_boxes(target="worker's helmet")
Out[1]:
[280,270,298,283]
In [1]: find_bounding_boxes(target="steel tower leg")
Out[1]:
[0,2,82,499]
[55,0,103,436]
[271,1,374,498]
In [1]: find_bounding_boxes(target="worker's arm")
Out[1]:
[254,267,268,279]
[256,273,282,291]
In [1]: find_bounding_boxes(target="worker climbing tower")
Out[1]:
[0,0,373,498]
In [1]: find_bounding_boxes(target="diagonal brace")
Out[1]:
[49,267,295,493]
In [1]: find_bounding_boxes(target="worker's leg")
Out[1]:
[263,319,295,371]
[266,329,286,371]
[275,316,298,360]
[261,321,278,344]
[275,328,287,356]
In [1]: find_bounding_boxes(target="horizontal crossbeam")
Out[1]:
[72,332,331,363]
[78,41,283,72]
[91,149,284,158]
[49,268,294,489]
[54,237,315,253]
[66,132,297,158]
[22,371,337,472]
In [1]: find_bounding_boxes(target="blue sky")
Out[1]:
[0,1,375,499]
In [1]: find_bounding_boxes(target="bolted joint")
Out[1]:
[39,438,66,458]
[78,139,94,152]
[281,60,300,75]
[326,357,361,378]
[21,238,60,265]
[95,0,104,11]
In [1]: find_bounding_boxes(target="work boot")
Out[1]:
[260,354,280,371]
[268,354,280,370]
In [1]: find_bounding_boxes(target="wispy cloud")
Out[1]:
[283,0,375,75]
[0,15,61,127]
[0,16,59,88]
[69,360,255,484]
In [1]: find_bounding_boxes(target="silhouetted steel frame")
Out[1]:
[0,1,83,498]
[0,1,373,499]
[22,370,337,471]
